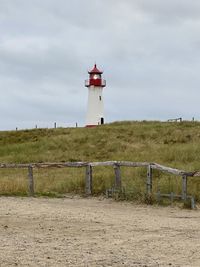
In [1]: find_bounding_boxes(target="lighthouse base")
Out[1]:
[86,117,104,127]
[85,125,97,128]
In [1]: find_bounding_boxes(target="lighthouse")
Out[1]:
[85,64,106,126]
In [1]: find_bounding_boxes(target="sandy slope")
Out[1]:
[0,196,200,267]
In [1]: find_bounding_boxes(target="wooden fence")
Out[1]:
[0,161,200,208]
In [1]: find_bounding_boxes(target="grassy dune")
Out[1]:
[0,121,200,201]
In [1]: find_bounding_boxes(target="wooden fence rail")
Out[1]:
[0,161,199,208]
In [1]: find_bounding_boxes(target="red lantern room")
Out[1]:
[85,64,106,87]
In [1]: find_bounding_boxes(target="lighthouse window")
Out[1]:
[99,96,102,101]
[93,74,100,79]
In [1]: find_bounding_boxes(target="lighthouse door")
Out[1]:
[100,117,104,125]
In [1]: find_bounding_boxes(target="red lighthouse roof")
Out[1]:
[88,64,103,74]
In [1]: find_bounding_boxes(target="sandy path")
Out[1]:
[0,196,200,267]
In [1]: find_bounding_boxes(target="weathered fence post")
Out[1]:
[191,197,195,210]
[113,164,121,189]
[146,164,152,196]
[28,165,34,196]
[182,174,187,201]
[85,164,92,195]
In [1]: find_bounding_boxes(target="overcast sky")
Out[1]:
[1,0,200,130]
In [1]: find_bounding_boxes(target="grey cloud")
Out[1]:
[0,0,200,130]
[134,0,200,23]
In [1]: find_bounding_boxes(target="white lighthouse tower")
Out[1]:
[85,64,106,127]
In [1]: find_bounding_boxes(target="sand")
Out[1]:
[0,196,200,267]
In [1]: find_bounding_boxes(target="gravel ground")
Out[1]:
[0,196,200,267]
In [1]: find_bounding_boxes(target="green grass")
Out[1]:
[0,120,200,202]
